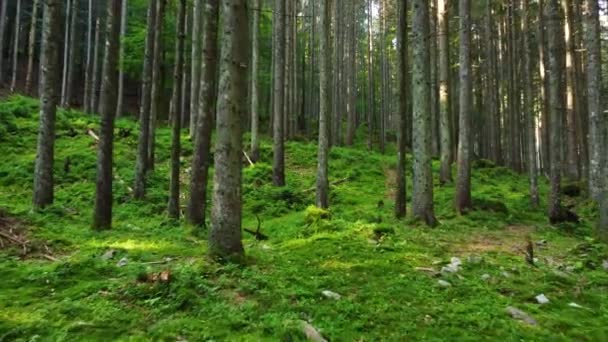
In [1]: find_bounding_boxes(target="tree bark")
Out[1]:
[168,0,186,219]
[366,0,374,151]
[133,0,157,199]
[438,0,452,184]
[190,0,203,137]
[64,0,79,107]
[91,17,102,113]
[563,0,579,180]
[33,0,61,210]
[395,0,408,219]
[272,0,286,186]
[60,0,71,105]
[412,0,438,226]
[116,0,128,117]
[455,0,472,214]
[187,0,220,227]
[93,0,123,230]
[209,0,249,258]
[84,0,94,113]
[25,0,40,95]
[545,0,565,224]
[523,0,540,207]
[250,0,261,162]
[0,0,8,84]
[10,0,22,92]
[345,0,356,146]
[316,0,330,209]
[147,0,166,170]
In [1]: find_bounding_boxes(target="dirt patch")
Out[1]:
[452,225,535,255]
[0,209,58,261]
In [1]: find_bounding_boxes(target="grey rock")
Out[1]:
[299,321,327,342]
[116,257,128,267]
[438,280,452,288]
[481,274,491,281]
[505,306,537,325]
[101,249,116,261]
[603,260,608,271]
[322,290,341,300]
[535,293,550,304]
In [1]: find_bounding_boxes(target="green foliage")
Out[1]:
[0,97,607,341]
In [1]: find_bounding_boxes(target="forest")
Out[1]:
[0,0,607,340]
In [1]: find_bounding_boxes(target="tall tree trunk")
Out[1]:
[64,0,79,107]
[412,0,438,226]
[147,0,166,170]
[91,17,102,113]
[60,0,71,105]
[584,0,604,201]
[523,0,540,206]
[25,0,39,95]
[133,0,157,199]
[345,0,356,146]
[331,0,340,147]
[438,0,452,184]
[93,0,123,230]
[316,0,330,209]
[84,0,94,113]
[168,0,186,219]
[395,0,408,219]
[366,0,374,151]
[10,0,22,92]
[272,0,286,186]
[0,0,8,84]
[545,0,565,224]
[429,0,439,157]
[538,0,551,175]
[284,0,292,141]
[187,0,220,227]
[455,0,472,214]
[250,0,261,162]
[116,0,128,117]
[33,0,61,210]
[190,0,203,137]
[209,0,248,258]
[563,0,579,180]
[180,7,190,128]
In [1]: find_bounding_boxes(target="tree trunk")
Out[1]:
[25,0,39,95]
[438,0,452,184]
[366,0,374,151]
[538,0,550,174]
[209,0,248,258]
[93,0,123,230]
[345,0,356,146]
[250,0,261,162]
[584,0,604,201]
[116,0,128,117]
[91,17,102,113]
[187,0,220,227]
[429,0,439,157]
[523,0,539,207]
[455,0,472,214]
[133,0,157,200]
[64,0,79,107]
[147,0,166,170]
[395,0,408,219]
[563,0,579,180]
[0,0,8,84]
[33,0,61,210]
[190,0,203,137]
[412,0,438,226]
[168,0,186,219]
[10,0,22,92]
[272,0,286,186]
[60,0,71,105]
[545,0,565,224]
[316,0,330,209]
[84,0,94,113]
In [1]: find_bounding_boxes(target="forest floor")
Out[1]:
[0,95,607,341]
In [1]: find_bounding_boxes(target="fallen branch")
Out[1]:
[87,128,100,141]
[43,254,60,262]
[243,215,268,241]
[0,230,26,245]
[242,151,254,167]
[303,177,349,193]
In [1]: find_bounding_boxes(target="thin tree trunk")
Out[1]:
[412,0,438,226]
[209,0,248,258]
[272,0,286,186]
[190,0,202,137]
[133,0,157,199]
[33,0,61,210]
[91,17,102,113]
[147,0,166,170]
[116,0,128,117]
[563,0,579,180]
[316,0,330,209]
[395,0,408,219]
[0,0,8,84]
[438,0,452,184]
[84,0,94,113]
[429,0,439,157]
[345,0,356,146]
[455,0,472,214]
[168,0,186,219]
[25,0,39,95]
[366,0,374,151]
[64,0,78,107]
[523,0,539,206]
[545,0,565,224]
[187,0,220,227]
[10,0,22,92]
[250,0,261,162]
[538,0,551,175]
[284,0,292,141]
[60,0,71,105]
[93,0,123,230]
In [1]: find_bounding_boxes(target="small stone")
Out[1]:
[568,302,584,309]
[481,274,491,281]
[438,280,452,288]
[506,306,537,325]
[299,321,327,342]
[602,260,608,271]
[116,257,128,267]
[322,290,341,300]
[535,293,550,304]
[441,264,459,273]
[501,271,511,278]
[450,257,462,266]
[536,240,548,247]
[101,249,116,261]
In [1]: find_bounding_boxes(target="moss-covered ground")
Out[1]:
[1,95,607,341]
